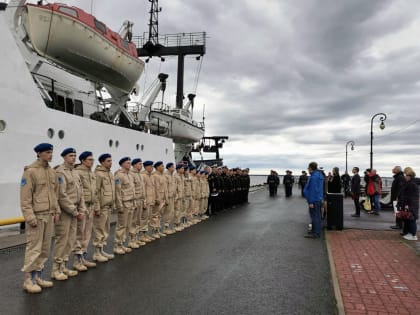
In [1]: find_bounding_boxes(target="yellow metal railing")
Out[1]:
[0,217,25,226]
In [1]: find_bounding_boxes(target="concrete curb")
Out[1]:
[325,231,345,315]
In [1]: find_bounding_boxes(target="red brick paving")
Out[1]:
[328,230,420,315]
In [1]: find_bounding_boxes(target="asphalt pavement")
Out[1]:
[0,188,337,315]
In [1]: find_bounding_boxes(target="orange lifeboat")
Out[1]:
[23,3,144,93]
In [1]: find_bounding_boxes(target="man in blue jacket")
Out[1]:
[303,162,324,239]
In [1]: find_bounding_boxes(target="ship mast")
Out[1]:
[134,0,206,109]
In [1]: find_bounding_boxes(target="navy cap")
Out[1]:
[166,162,174,169]
[61,147,76,157]
[199,170,205,174]
[189,165,196,171]
[183,165,189,170]
[143,160,153,167]
[131,158,142,166]
[176,163,184,170]
[204,171,209,175]
[154,161,163,168]
[98,153,111,163]
[34,143,53,153]
[79,151,93,161]
[119,157,131,166]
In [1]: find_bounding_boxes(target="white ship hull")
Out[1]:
[0,4,174,222]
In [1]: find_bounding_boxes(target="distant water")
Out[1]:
[250,175,392,188]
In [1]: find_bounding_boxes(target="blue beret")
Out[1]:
[119,157,131,166]
[34,143,53,153]
[199,170,205,174]
[176,163,184,170]
[166,162,174,169]
[79,151,92,161]
[98,153,111,163]
[189,165,196,171]
[61,147,76,157]
[154,161,163,168]
[131,158,142,165]
[143,160,153,167]
[183,165,189,170]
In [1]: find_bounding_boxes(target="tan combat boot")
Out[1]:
[82,253,97,268]
[174,224,184,232]
[163,226,175,235]
[122,245,132,253]
[158,229,167,237]
[92,247,108,263]
[101,247,115,260]
[23,272,42,293]
[135,234,146,246]
[113,245,126,255]
[35,270,53,288]
[62,264,78,277]
[139,232,151,243]
[146,233,156,241]
[151,229,161,239]
[51,263,68,281]
[73,254,88,272]
[128,235,140,249]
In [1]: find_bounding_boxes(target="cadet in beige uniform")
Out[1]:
[130,158,146,246]
[163,162,176,235]
[190,167,201,224]
[140,160,155,242]
[200,171,210,220]
[151,161,167,238]
[183,166,193,227]
[93,153,115,262]
[52,148,86,280]
[114,157,136,254]
[20,143,58,293]
[173,164,185,232]
[74,151,98,269]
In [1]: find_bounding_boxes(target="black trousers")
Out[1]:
[285,185,292,197]
[353,194,360,215]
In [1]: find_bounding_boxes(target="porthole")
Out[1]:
[0,120,6,132]
[109,139,113,147]
[136,144,140,151]
[165,148,168,154]
[115,140,119,148]
[140,144,144,151]
[58,130,65,139]
[47,128,54,138]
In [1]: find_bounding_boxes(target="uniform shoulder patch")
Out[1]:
[115,178,121,185]
[58,176,63,185]
[20,178,27,186]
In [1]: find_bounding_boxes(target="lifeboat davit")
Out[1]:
[22,3,144,93]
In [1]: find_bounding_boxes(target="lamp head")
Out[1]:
[380,121,385,130]
[351,144,354,151]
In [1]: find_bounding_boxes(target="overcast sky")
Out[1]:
[30,0,420,175]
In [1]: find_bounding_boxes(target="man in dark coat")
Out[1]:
[283,170,294,197]
[341,171,351,197]
[298,171,308,197]
[267,170,279,197]
[350,167,361,217]
[390,166,406,229]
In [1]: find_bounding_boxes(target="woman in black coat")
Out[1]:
[398,167,419,240]
[328,167,342,193]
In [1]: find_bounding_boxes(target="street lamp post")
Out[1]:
[370,113,387,170]
[345,140,355,174]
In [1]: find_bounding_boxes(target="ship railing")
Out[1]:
[132,32,206,49]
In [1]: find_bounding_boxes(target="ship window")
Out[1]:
[165,148,168,154]
[65,98,74,114]
[141,144,144,151]
[58,7,78,18]
[58,130,65,139]
[121,39,129,50]
[136,144,140,151]
[94,19,106,34]
[115,140,119,148]
[0,120,6,132]
[56,95,65,112]
[74,100,83,117]
[47,128,54,138]
[109,139,113,147]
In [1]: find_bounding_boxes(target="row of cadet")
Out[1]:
[20,143,250,294]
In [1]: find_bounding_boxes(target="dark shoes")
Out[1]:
[390,225,401,230]
[351,214,360,217]
[304,234,320,239]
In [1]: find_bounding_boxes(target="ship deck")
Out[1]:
[1,187,400,315]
